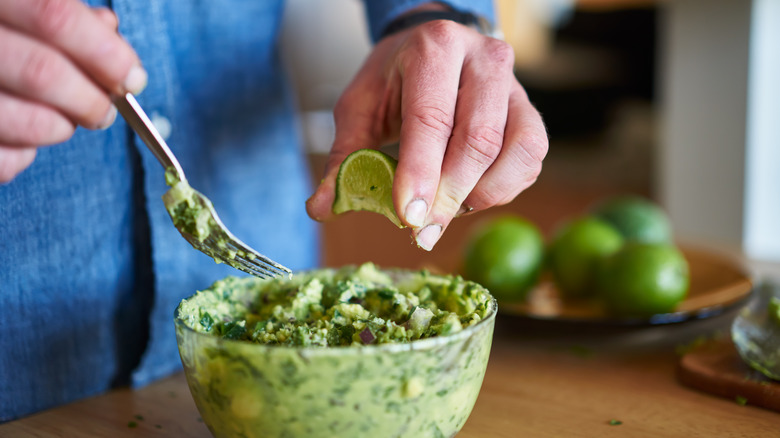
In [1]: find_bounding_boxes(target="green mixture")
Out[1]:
[178,263,493,347]
[161,169,258,269]
[175,264,496,438]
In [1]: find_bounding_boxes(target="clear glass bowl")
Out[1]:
[174,268,497,438]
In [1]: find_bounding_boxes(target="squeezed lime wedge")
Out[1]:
[332,149,404,228]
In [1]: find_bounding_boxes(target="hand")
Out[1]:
[306,19,548,250]
[0,0,146,183]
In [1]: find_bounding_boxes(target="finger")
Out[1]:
[0,90,75,146]
[0,145,36,183]
[394,21,465,230]
[462,85,548,212]
[415,38,514,251]
[0,0,145,95]
[0,24,117,129]
[91,7,118,31]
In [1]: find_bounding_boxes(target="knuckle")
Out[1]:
[418,20,460,46]
[32,0,77,38]
[462,125,504,168]
[409,104,454,141]
[20,49,61,95]
[485,39,515,68]
[511,131,548,172]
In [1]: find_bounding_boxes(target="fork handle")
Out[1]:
[112,93,187,183]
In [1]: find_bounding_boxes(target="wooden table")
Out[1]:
[3,309,778,437]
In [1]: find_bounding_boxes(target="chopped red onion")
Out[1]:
[359,328,375,344]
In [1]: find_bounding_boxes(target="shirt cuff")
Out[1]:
[363,0,496,43]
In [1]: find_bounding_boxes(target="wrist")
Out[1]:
[379,8,497,40]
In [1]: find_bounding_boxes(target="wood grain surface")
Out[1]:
[3,312,779,437]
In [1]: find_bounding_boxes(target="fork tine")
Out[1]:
[200,233,290,279]
[226,239,292,278]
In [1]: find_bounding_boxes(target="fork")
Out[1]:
[112,92,292,280]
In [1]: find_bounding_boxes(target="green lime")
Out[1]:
[463,216,545,302]
[591,195,672,243]
[332,149,404,228]
[770,297,780,327]
[548,217,624,298]
[597,242,690,317]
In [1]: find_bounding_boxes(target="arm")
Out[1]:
[0,0,145,183]
[306,1,548,251]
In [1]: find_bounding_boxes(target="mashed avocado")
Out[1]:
[178,263,492,346]
[174,264,497,438]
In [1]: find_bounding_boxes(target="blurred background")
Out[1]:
[280,0,780,275]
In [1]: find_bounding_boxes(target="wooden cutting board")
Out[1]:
[677,336,780,412]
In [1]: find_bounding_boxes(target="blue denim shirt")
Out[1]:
[0,0,493,422]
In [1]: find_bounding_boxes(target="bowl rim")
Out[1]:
[173,268,498,357]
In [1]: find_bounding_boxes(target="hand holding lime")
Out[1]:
[597,242,689,317]
[463,216,545,302]
[548,217,624,298]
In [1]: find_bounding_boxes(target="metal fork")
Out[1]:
[113,92,291,279]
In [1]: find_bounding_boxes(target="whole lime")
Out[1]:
[597,242,690,317]
[548,217,624,298]
[463,216,545,302]
[769,297,780,327]
[591,195,672,243]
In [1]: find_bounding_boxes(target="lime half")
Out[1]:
[332,149,404,228]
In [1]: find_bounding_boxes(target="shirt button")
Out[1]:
[151,112,172,140]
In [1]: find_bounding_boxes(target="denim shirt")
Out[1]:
[0,0,493,422]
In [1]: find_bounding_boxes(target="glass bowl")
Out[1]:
[174,266,497,438]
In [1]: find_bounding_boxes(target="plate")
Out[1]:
[498,246,754,326]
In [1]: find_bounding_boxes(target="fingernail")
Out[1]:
[123,65,148,95]
[97,105,117,130]
[415,224,442,251]
[456,204,474,217]
[404,199,428,228]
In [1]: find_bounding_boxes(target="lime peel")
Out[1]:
[332,149,405,228]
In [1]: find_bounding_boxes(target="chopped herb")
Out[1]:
[608,419,623,426]
[128,421,138,428]
[134,414,144,421]
[155,424,163,429]
[736,396,748,406]
[200,312,214,331]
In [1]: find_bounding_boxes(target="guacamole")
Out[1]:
[161,171,260,271]
[178,263,492,347]
[175,264,497,438]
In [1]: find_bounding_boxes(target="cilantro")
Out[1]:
[200,312,214,331]
[216,321,246,340]
[609,419,623,426]
[127,421,138,428]
[736,396,748,406]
